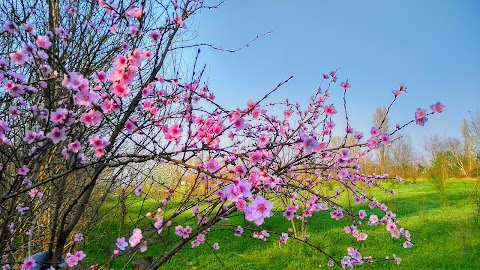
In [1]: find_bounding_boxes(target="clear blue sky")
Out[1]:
[188,0,480,152]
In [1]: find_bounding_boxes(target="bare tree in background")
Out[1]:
[389,134,418,179]
[466,110,480,160]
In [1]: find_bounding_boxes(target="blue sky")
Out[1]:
[189,0,480,152]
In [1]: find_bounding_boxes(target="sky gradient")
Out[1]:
[188,0,480,153]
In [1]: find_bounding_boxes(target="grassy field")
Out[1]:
[84,179,480,269]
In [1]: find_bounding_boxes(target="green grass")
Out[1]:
[84,179,480,269]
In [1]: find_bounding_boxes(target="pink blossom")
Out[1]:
[0,120,10,133]
[74,251,86,260]
[303,136,318,154]
[16,205,29,215]
[36,36,52,50]
[324,105,337,115]
[68,141,82,153]
[111,84,131,98]
[28,188,39,198]
[253,230,270,241]
[386,221,396,232]
[318,203,328,211]
[110,25,118,33]
[196,234,205,243]
[330,208,343,220]
[128,25,138,36]
[126,7,144,19]
[206,158,220,173]
[258,134,270,147]
[37,50,48,60]
[393,254,401,265]
[357,232,368,241]
[46,127,67,144]
[229,166,243,179]
[65,6,76,15]
[390,229,401,238]
[75,90,100,107]
[244,196,273,225]
[129,228,143,247]
[175,225,183,236]
[369,214,379,225]
[430,102,445,113]
[347,247,363,261]
[22,257,36,269]
[134,185,143,196]
[381,134,390,144]
[223,184,240,202]
[65,253,79,268]
[415,108,426,119]
[62,72,88,91]
[0,133,12,145]
[125,119,137,134]
[284,109,293,118]
[192,207,200,217]
[50,108,69,124]
[116,237,128,250]
[150,31,161,43]
[74,233,84,242]
[80,110,102,127]
[89,135,109,157]
[173,16,186,28]
[278,233,289,244]
[415,116,428,126]
[164,123,182,142]
[249,151,262,165]
[9,50,28,66]
[191,240,200,248]
[232,117,246,131]
[89,135,109,150]
[340,80,351,89]
[174,225,191,239]
[237,180,252,198]
[252,109,261,119]
[18,165,29,176]
[95,71,108,82]
[283,205,297,220]
[236,198,247,210]
[101,98,119,113]
[234,225,244,236]
[139,241,148,252]
[3,21,16,33]
[129,48,147,67]
[212,243,219,250]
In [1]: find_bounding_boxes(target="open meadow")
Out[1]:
[85,179,480,269]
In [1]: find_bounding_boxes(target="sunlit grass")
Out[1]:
[84,179,480,269]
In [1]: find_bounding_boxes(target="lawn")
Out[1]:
[84,179,480,269]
